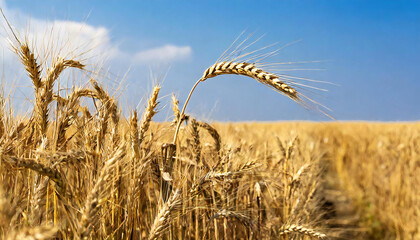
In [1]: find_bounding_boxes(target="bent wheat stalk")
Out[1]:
[46,58,84,87]
[1,155,66,194]
[173,62,299,144]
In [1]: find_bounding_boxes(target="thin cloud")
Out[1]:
[133,45,192,64]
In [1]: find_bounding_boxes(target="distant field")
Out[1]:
[212,121,420,239]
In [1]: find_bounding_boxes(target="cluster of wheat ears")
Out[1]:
[0,14,338,240]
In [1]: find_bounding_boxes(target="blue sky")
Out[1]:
[1,1,419,121]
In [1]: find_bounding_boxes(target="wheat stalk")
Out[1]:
[41,58,85,138]
[53,88,96,107]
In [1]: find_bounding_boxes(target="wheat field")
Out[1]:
[0,14,419,240]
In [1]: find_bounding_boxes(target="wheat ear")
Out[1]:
[16,44,42,89]
[148,189,182,240]
[6,225,58,240]
[197,121,221,153]
[90,79,119,151]
[90,79,119,125]
[171,94,181,126]
[279,224,327,239]
[202,61,298,98]
[130,110,141,159]
[36,150,90,165]
[139,85,160,144]
[191,119,201,163]
[30,178,49,225]
[78,146,126,238]
[0,186,16,229]
[16,43,46,137]
[211,209,253,228]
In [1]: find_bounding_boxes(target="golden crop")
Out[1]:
[0,15,418,239]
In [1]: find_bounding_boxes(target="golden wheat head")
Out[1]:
[202,61,298,100]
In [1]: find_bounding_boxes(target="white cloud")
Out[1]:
[0,2,120,68]
[0,1,191,68]
[133,45,192,64]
